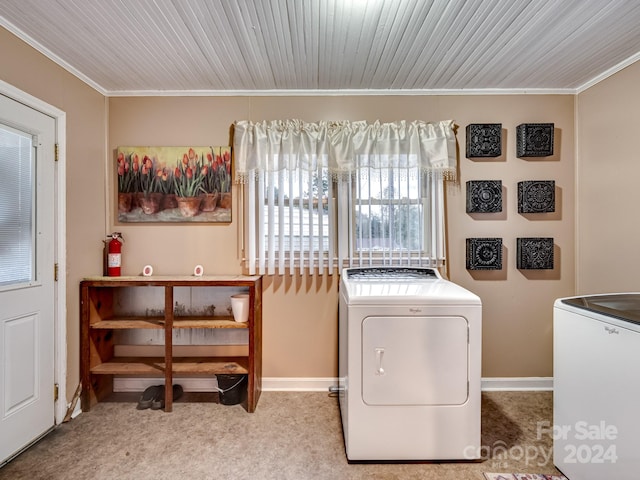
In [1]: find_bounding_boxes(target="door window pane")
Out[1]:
[0,123,34,286]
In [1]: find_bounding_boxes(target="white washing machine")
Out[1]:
[554,294,640,479]
[338,267,482,461]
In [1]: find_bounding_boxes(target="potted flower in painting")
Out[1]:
[156,166,177,210]
[138,155,162,214]
[199,148,219,212]
[174,148,205,217]
[117,151,138,213]
[216,148,232,209]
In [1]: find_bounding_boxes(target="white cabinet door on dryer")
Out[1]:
[362,316,468,406]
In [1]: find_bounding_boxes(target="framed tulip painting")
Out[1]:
[116,146,232,223]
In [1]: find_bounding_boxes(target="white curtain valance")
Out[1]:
[233,119,457,182]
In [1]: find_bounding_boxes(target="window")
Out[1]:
[0,123,34,286]
[347,162,444,267]
[234,120,455,275]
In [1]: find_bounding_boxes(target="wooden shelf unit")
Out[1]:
[80,275,262,412]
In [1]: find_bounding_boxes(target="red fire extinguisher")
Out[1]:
[106,232,124,276]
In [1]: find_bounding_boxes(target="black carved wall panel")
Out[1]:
[517,237,554,269]
[466,238,503,270]
[467,180,503,213]
[466,124,502,158]
[516,123,554,157]
[518,180,555,213]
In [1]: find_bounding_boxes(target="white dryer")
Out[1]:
[338,267,482,461]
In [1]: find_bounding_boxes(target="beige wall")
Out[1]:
[110,94,575,379]
[576,61,640,294]
[447,96,575,376]
[2,24,578,404]
[1,27,107,400]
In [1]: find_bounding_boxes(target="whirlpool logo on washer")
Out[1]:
[408,307,422,314]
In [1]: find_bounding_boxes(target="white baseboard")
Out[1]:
[262,377,337,392]
[114,376,553,393]
[263,377,554,392]
[481,377,553,391]
[114,377,219,392]
[114,377,337,392]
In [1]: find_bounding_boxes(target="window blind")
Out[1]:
[0,123,34,286]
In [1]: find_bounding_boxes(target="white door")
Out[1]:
[0,93,56,463]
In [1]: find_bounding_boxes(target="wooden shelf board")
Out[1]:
[90,357,248,375]
[91,318,164,329]
[91,316,247,330]
[173,317,247,329]
[82,275,261,287]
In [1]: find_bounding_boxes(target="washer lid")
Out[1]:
[340,267,481,305]
[345,267,440,280]
[561,293,640,325]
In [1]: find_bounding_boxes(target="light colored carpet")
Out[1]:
[0,391,563,480]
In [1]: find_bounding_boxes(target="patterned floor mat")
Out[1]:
[484,474,568,480]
